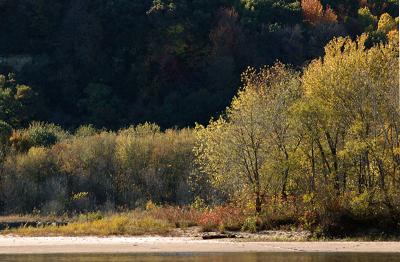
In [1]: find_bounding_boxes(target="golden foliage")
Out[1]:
[194,63,301,213]
[377,13,397,33]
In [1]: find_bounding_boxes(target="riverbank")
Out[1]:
[0,236,399,254]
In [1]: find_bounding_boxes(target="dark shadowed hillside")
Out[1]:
[0,0,397,129]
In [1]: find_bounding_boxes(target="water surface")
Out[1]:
[0,253,399,262]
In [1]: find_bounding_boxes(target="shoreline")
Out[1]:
[0,236,399,254]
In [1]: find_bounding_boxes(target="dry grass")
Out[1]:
[0,214,67,223]
[3,212,174,236]
[0,206,253,236]
[146,206,202,228]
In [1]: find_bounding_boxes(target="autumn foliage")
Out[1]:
[301,0,338,24]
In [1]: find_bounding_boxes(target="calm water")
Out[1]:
[0,253,399,262]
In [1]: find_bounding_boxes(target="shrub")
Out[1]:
[241,216,258,233]
[0,120,12,146]
[78,211,104,222]
[347,191,370,217]
[145,200,158,211]
[10,122,69,152]
[191,196,207,211]
[0,120,12,162]
[1,146,62,213]
[147,206,201,228]
[198,206,245,232]
[57,131,117,209]
[0,123,197,214]
[115,125,195,207]
[75,124,99,137]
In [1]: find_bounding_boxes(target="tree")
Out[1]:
[297,34,399,218]
[0,120,12,163]
[357,7,378,32]
[194,63,301,213]
[377,13,397,33]
[0,74,37,127]
[301,0,337,24]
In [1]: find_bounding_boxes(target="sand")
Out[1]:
[0,236,398,254]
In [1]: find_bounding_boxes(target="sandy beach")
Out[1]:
[0,236,398,254]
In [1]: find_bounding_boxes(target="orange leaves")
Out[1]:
[301,0,337,25]
[198,206,245,231]
[324,6,338,23]
[301,0,323,23]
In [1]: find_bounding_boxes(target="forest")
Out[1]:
[0,0,399,237]
[0,0,398,129]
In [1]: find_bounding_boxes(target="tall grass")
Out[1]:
[5,212,173,236]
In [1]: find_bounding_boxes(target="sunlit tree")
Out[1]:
[194,63,301,213]
[298,34,399,217]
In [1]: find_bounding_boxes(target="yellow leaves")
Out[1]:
[340,140,369,159]
[377,13,397,34]
[303,33,397,124]
[348,191,370,217]
[297,32,399,207]
[145,200,158,211]
[14,84,34,100]
[240,0,256,11]
[72,192,89,201]
[9,146,56,182]
[303,37,366,104]
[27,146,48,159]
[393,147,400,157]
[194,62,302,210]
[302,193,314,204]
[387,29,399,47]
[320,35,367,66]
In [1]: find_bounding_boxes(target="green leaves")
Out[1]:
[0,74,38,128]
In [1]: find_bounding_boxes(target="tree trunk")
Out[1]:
[255,192,261,214]
[281,168,289,201]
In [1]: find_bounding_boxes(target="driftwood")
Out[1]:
[202,233,236,240]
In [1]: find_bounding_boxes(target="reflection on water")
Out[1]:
[0,253,399,262]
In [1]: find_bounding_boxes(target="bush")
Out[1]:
[10,122,69,152]
[0,120,12,162]
[0,123,198,214]
[75,124,99,137]
[1,146,63,213]
[147,206,201,228]
[115,125,195,207]
[78,211,104,222]
[57,131,117,210]
[0,120,12,146]
[241,216,258,233]
[198,206,245,232]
